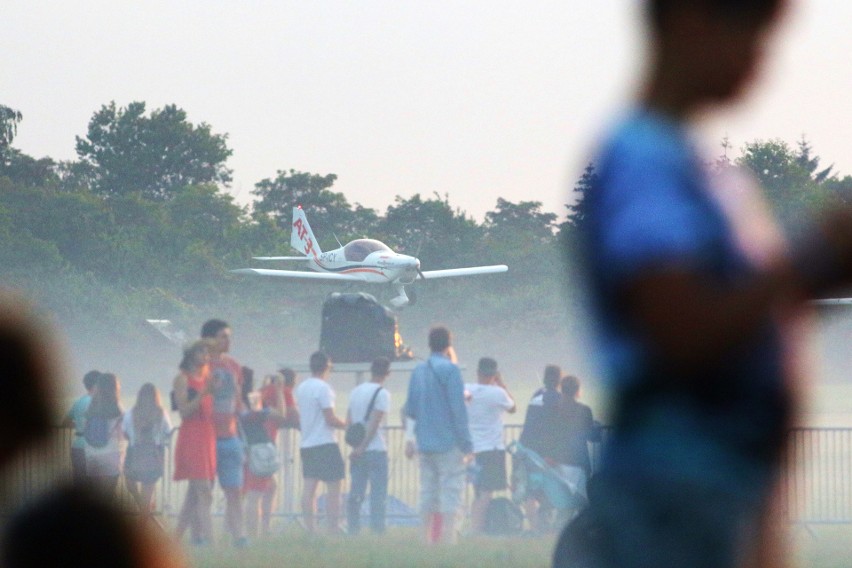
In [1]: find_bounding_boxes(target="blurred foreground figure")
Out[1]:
[4,485,185,568]
[0,294,184,567]
[555,1,852,567]
[0,294,56,465]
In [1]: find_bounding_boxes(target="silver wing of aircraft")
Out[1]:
[809,298,852,306]
[419,265,508,279]
[229,268,363,282]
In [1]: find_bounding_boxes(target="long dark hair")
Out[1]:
[86,373,122,419]
[132,383,164,443]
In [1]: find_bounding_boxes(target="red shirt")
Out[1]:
[210,354,243,439]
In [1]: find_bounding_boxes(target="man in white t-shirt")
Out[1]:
[465,357,516,534]
[295,351,346,534]
[346,357,392,535]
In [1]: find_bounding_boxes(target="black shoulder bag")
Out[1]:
[345,385,383,447]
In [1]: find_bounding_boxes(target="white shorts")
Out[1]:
[418,448,466,514]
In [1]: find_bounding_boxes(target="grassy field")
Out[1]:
[182,524,852,568]
[189,528,554,568]
[794,525,852,568]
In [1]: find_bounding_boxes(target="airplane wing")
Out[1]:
[419,265,508,280]
[230,268,363,282]
[252,256,310,261]
[809,298,852,306]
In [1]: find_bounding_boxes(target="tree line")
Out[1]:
[1,101,850,369]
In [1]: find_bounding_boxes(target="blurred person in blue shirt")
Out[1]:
[554,1,852,567]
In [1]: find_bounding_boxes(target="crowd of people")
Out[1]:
[64,370,173,525]
[61,320,599,548]
[404,327,599,543]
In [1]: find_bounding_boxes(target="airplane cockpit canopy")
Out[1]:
[343,239,391,262]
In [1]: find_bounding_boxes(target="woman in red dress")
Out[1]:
[172,340,215,545]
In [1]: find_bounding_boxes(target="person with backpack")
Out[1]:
[122,382,172,526]
[83,373,125,497]
[346,357,392,535]
[242,373,287,539]
[62,370,101,485]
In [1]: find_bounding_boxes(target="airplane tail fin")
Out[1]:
[290,206,323,258]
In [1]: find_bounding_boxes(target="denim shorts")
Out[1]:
[216,437,245,489]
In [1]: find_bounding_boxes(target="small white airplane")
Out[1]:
[231,207,508,307]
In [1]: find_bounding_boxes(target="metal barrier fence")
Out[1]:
[1,426,851,526]
[784,428,852,525]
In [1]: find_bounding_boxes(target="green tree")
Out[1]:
[796,136,834,184]
[736,138,831,229]
[564,162,596,229]
[0,106,59,187]
[251,169,374,249]
[558,162,598,252]
[485,198,557,243]
[166,184,245,251]
[0,104,23,156]
[483,198,559,294]
[0,186,110,271]
[380,193,483,269]
[75,101,233,200]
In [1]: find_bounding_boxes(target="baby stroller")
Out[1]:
[508,441,588,531]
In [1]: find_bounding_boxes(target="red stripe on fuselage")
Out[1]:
[340,268,387,277]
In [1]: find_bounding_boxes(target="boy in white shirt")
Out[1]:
[465,357,516,533]
[294,352,346,534]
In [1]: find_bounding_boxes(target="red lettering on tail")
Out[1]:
[293,218,307,241]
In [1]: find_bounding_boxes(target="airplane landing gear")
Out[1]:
[389,284,410,309]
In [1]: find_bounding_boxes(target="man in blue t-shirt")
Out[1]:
[555,1,852,568]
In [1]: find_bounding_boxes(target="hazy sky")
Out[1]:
[4,1,851,220]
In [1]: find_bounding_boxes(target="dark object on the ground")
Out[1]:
[319,293,411,363]
[484,496,524,535]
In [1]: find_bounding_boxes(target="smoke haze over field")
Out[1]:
[56,271,601,419]
[54,276,852,428]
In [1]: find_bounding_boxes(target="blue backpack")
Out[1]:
[83,416,111,448]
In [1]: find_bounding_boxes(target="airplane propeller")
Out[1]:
[413,236,426,280]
